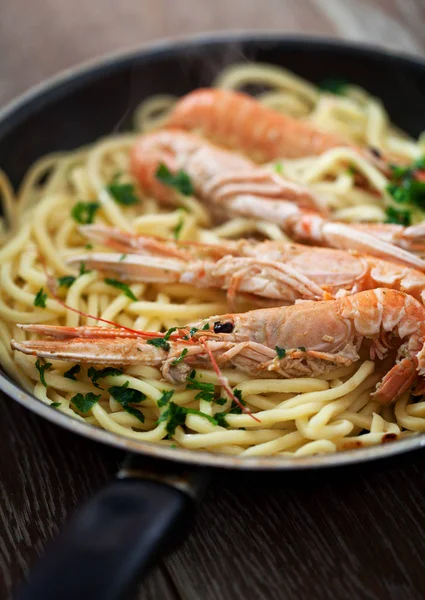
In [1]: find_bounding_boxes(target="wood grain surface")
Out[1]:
[1,1,425,599]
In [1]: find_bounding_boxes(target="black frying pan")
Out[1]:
[1,34,425,600]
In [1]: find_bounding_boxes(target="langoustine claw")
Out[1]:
[11,289,425,405]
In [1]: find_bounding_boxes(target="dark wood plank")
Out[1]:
[166,459,425,600]
[0,395,177,600]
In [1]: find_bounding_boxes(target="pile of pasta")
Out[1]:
[0,62,424,457]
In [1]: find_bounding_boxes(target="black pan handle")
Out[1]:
[16,457,208,600]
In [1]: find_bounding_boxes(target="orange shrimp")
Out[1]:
[11,289,425,405]
[165,88,383,165]
[130,130,425,271]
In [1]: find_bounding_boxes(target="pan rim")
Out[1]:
[2,31,425,471]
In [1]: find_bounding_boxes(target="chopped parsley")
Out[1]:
[319,78,348,95]
[213,411,230,428]
[274,162,284,174]
[35,359,52,387]
[156,163,194,196]
[104,278,137,301]
[298,346,306,352]
[385,206,411,226]
[157,389,174,407]
[109,381,146,422]
[172,348,188,366]
[147,337,170,351]
[64,364,81,380]
[107,181,138,206]
[173,218,184,240]
[164,327,178,340]
[385,157,425,225]
[202,323,210,330]
[88,366,123,388]
[157,401,218,436]
[34,288,47,308]
[186,369,215,402]
[57,275,76,289]
[71,201,100,224]
[71,392,101,413]
[119,254,127,262]
[346,164,357,176]
[50,402,61,408]
[275,346,286,360]
[85,243,93,250]
[79,263,91,276]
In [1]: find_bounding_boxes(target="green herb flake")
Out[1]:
[34,288,47,308]
[71,201,100,224]
[228,389,247,415]
[319,78,348,95]
[71,392,101,413]
[64,364,81,380]
[35,359,52,387]
[186,371,215,402]
[274,162,284,174]
[173,218,184,240]
[171,348,188,366]
[275,346,286,360]
[119,254,127,262]
[57,275,76,289]
[157,401,219,436]
[107,180,139,206]
[50,402,61,408]
[104,278,137,301]
[157,389,174,407]
[347,164,357,176]
[109,381,146,423]
[156,163,194,196]
[88,366,123,388]
[385,206,411,226]
[189,327,198,337]
[170,443,177,449]
[213,412,230,428]
[85,243,93,250]
[298,346,306,352]
[215,396,227,406]
[164,327,177,340]
[202,323,210,330]
[79,262,91,276]
[147,337,170,351]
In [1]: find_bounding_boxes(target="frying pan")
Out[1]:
[2,33,425,600]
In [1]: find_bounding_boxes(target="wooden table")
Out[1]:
[1,1,425,598]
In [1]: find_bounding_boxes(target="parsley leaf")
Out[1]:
[228,389,246,415]
[109,381,146,422]
[107,181,139,206]
[34,288,47,308]
[298,346,306,352]
[164,327,178,340]
[157,389,174,407]
[64,364,81,380]
[173,218,184,240]
[50,402,61,408]
[147,337,170,351]
[79,263,91,276]
[119,254,127,262]
[104,278,137,301]
[186,370,215,402]
[274,162,284,174]
[88,366,123,388]
[319,78,348,95]
[57,275,76,289]
[172,348,188,366]
[213,411,230,428]
[85,243,93,250]
[71,392,100,413]
[35,359,52,387]
[385,206,411,226]
[156,163,194,196]
[202,323,210,330]
[157,401,218,436]
[71,201,100,224]
[275,346,286,359]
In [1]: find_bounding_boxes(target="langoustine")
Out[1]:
[165,88,387,167]
[69,225,425,308]
[130,130,425,270]
[11,289,425,405]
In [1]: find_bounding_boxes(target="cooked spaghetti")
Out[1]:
[1,61,425,457]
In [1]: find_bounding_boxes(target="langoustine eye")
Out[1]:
[213,321,234,334]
